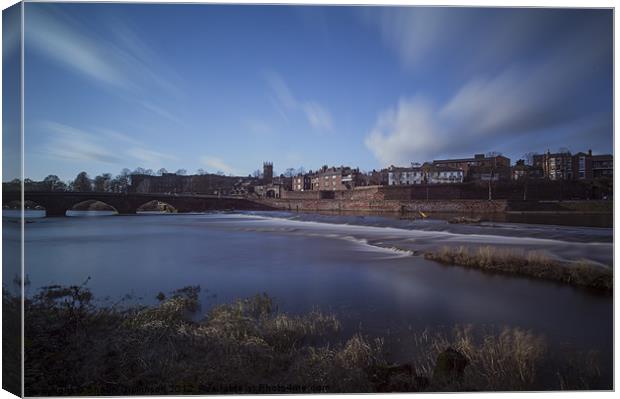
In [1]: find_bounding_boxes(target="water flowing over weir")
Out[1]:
[223,212,614,267]
[10,211,613,384]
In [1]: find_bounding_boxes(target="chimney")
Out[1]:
[588,149,592,156]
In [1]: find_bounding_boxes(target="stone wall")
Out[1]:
[258,197,509,214]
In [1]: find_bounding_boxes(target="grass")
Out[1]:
[424,246,613,293]
[13,283,609,395]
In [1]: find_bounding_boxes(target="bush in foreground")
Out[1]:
[18,284,607,395]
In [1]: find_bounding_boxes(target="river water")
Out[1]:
[3,211,613,382]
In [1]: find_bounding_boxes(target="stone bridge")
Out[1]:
[2,191,274,216]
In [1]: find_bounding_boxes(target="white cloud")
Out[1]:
[364,97,444,166]
[27,7,184,123]
[126,148,178,165]
[368,7,447,69]
[40,121,178,168]
[28,9,132,89]
[96,128,144,146]
[364,12,612,166]
[302,102,333,131]
[42,122,122,164]
[265,71,298,111]
[138,101,182,125]
[265,71,333,132]
[200,156,237,175]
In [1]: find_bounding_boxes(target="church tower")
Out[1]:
[263,162,273,184]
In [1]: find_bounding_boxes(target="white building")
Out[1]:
[388,166,425,185]
[388,164,463,185]
[427,167,464,184]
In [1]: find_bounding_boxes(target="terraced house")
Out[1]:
[387,164,464,186]
[533,150,613,181]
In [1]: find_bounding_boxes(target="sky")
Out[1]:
[4,3,614,181]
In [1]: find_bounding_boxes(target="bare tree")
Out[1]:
[157,168,168,176]
[73,171,93,192]
[94,173,112,192]
[523,152,537,166]
[43,175,62,191]
[558,147,571,155]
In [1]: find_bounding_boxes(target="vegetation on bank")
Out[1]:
[424,246,613,293]
[15,284,607,395]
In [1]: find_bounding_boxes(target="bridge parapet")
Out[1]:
[2,192,274,216]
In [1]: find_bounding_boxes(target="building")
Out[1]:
[314,166,362,191]
[534,151,573,180]
[433,153,511,181]
[292,174,312,191]
[427,165,465,184]
[592,154,613,179]
[310,174,320,191]
[533,150,613,180]
[253,183,281,198]
[388,164,463,185]
[570,152,593,180]
[511,159,544,180]
[367,169,389,186]
[388,165,424,185]
[263,162,273,184]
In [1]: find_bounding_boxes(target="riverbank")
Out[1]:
[424,246,613,293]
[257,198,612,216]
[17,284,608,395]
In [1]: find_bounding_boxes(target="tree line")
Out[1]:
[9,167,215,193]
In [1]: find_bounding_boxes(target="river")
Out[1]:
[3,211,613,384]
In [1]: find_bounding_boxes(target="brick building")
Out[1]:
[533,150,613,181]
[314,166,362,191]
[433,153,511,181]
[292,174,312,191]
[592,154,613,179]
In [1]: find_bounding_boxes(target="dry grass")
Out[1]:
[410,325,548,391]
[15,284,608,395]
[424,246,612,293]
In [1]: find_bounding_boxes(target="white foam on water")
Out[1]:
[65,210,118,217]
[223,212,613,266]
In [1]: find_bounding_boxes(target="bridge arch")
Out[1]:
[67,200,118,216]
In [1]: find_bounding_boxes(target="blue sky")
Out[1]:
[11,4,614,181]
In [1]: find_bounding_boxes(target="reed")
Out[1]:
[16,284,608,395]
[424,246,612,293]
